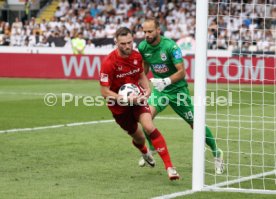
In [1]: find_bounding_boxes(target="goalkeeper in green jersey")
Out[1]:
[137,18,224,174]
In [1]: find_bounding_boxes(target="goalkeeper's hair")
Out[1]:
[144,17,160,29]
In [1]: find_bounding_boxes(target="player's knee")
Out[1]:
[143,125,155,135]
[150,106,157,118]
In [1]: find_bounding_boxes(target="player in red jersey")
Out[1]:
[99,27,180,180]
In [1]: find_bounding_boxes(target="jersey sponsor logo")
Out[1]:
[116,68,140,78]
[172,49,182,59]
[151,64,169,73]
[144,53,152,57]
[100,73,108,82]
[160,52,167,61]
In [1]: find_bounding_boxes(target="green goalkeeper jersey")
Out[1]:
[138,36,188,92]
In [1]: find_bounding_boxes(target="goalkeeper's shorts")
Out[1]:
[148,87,194,125]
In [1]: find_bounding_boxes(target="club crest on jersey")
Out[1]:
[133,59,138,65]
[160,53,167,61]
[117,65,123,71]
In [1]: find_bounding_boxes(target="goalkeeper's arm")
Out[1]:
[150,62,186,92]
[168,62,185,84]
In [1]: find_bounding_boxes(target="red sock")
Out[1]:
[149,128,173,169]
[132,140,148,154]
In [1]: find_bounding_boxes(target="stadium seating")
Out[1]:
[36,0,59,23]
[0,0,274,52]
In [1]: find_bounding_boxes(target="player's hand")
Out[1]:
[141,87,151,98]
[150,78,171,92]
[128,93,145,105]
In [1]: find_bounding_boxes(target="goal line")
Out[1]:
[151,169,276,199]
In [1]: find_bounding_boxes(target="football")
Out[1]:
[118,83,140,98]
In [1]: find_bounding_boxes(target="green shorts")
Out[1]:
[148,87,194,125]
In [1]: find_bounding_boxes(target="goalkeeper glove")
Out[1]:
[150,77,171,92]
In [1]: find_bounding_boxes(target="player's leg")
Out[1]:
[131,126,156,167]
[113,111,155,167]
[139,126,156,167]
[169,87,224,174]
[142,105,158,150]
[205,126,221,158]
[139,89,168,166]
[136,107,180,180]
[145,89,168,145]
[203,127,224,174]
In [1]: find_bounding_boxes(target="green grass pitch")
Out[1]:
[0,78,275,199]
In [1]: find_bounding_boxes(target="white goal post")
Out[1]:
[193,0,276,195]
[192,0,208,191]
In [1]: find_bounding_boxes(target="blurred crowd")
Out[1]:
[0,0,275,52]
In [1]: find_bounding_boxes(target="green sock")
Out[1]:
[143,129,155,151]
[205,126,220,158]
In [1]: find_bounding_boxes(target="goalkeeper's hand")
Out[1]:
[150,78,171,92]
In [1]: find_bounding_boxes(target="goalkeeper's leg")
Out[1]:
[205,126,224,174]
[205,126,221,158]
[169,88,224,174]
[187,123,221,158]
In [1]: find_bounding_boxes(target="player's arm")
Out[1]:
[143,60,150,75]
[150,44,185,91]
[100,61,125,102]
[100,85,121,100]
[139,71,151,98]
[168,62,186,84]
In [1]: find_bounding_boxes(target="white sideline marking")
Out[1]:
[0,91,46,96]
[0,116,275,134]
[0,91,94,97]
[0,120,114,134]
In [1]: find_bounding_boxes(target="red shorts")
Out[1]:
[112,105,151,134]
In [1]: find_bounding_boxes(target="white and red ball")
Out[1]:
[118,83,140,98]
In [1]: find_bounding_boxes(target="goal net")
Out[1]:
[193,0,276,194]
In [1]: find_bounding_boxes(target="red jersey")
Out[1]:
[100,49,143,114]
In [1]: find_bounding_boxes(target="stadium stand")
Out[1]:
[0,0,275,53]
[36,0,60,23]
[0,0,5,9]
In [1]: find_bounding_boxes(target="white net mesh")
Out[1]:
[205,0,276,193]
